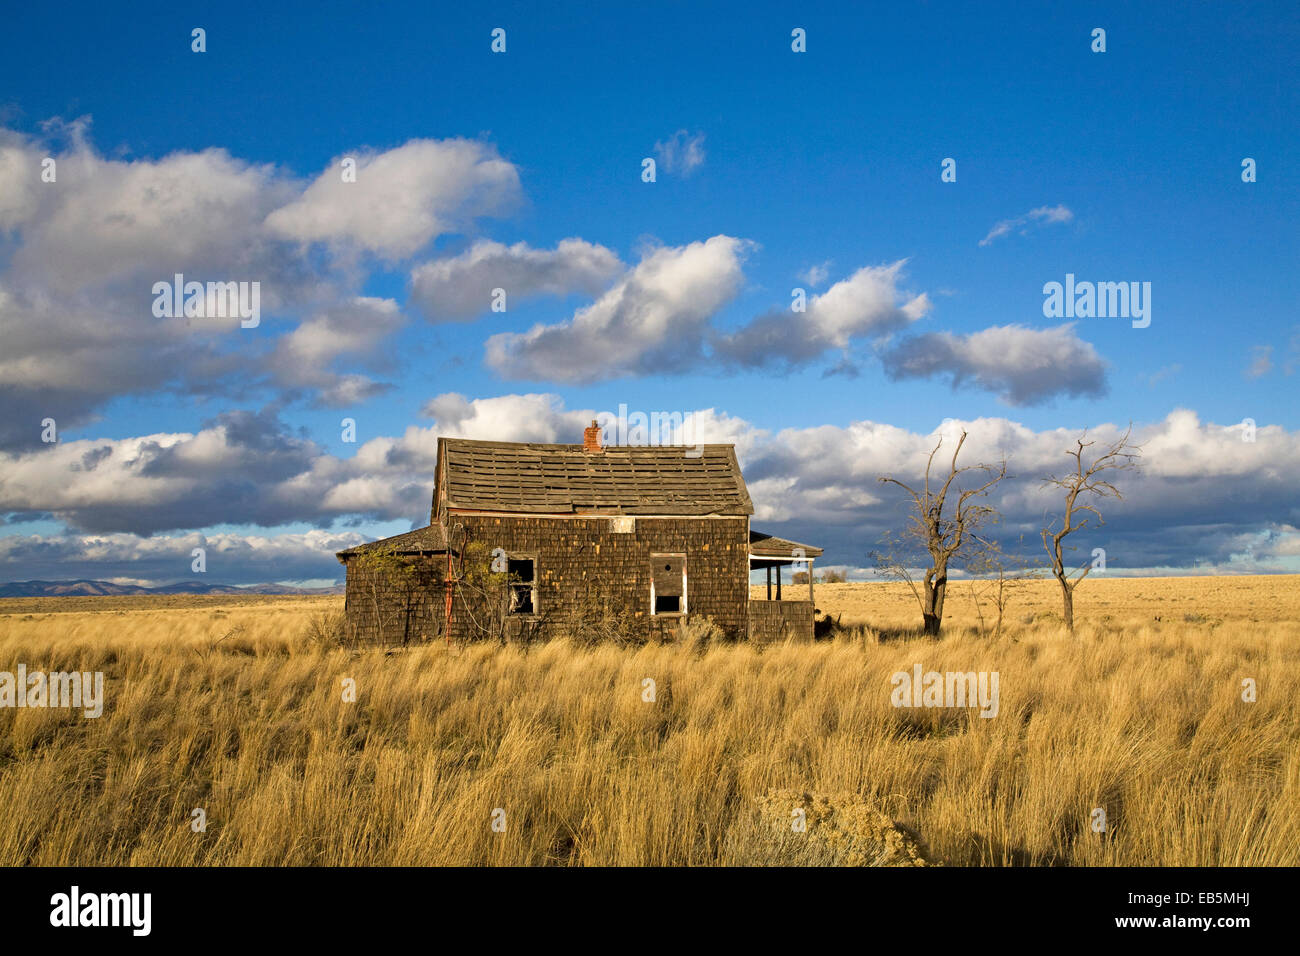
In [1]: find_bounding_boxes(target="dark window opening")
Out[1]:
[655,595,681,614]
[508,557,536,615]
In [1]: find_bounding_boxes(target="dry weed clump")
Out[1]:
[735,789,934,866]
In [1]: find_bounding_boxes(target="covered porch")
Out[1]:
[748,531,824,642]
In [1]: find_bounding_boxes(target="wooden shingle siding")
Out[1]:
[442,515,750,642]
[748,600,815,644]
[342,557,446,646]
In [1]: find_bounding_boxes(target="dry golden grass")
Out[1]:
[0,577,1296,866]
[776,573,1300,631]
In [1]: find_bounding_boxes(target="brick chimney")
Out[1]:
[583,419,603,453]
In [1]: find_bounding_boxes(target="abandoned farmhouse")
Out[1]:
[337,422,823,644]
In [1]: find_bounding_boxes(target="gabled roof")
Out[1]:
[336,523,448,561]
[749,530,824,558]
[437,438,755,516]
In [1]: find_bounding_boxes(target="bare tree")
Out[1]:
[875,430,1008,635]
[965,535,1040,640]
[1040,426,1141,633]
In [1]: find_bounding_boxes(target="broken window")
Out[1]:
[507,556,537,615]
[651,554,686,615]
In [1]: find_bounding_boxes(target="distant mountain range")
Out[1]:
[0,579,344,597]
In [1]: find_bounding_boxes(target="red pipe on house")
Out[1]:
[444,546,454,645]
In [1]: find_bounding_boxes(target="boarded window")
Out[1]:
[651,555,686,615]
[508,556,536,615]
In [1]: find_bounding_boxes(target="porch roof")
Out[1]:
[336,523,448,561]
[748,530,824,560]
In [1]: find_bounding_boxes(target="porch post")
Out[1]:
[776,564,782,600]
[766,565,772,600]
[808,558,815,603]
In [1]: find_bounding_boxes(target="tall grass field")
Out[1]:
[1,576,1296,866]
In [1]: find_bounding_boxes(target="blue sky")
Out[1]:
[0,0,1297,584]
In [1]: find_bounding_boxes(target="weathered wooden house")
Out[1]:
[336,422,822,645]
